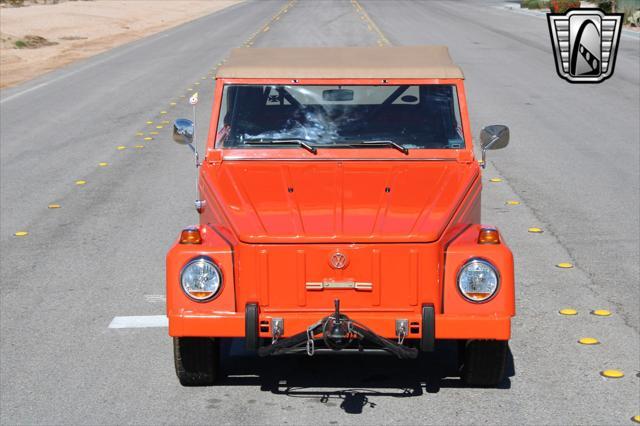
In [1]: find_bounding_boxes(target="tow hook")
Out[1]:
[258,299,419,359]
[322,299,352,351]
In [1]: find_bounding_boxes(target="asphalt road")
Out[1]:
[1,0,639,424]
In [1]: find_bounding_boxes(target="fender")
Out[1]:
[166,224,237,336]
[443,224,515,319]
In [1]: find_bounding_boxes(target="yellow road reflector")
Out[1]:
[559,308,578,316]
[194,82,200,86]
[135,132,144,136]
[631,415,640,423]
[144,137,153,141]
[117,146,126,150]
[48,204,61,209]
[161,120,170,124]
[578,337,599,345]
[528,227,543,233]
[134,145,145,149]
[160,110,167,114]
[201,77,206,80]
[149,131,159,135]
[263,26,270,32]
[600,369,624,378]
[99,162,108,167]
[592,309,612,317]
[556,262,574,269]
[146,121,153,124]
[156,125,163,129]
[75,180,86,186]
[489,177,503,182]
[506,200,520,205]
[187,88,193,91]
[14,231,29,237]
[170,102,177,106]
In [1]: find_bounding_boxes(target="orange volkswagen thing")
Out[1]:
[167,46,514,387]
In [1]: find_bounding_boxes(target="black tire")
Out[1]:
[460,340,508,387]
[173,337,219,386]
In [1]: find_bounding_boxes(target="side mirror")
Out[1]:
[173,101,203,212]
[173,118,194,145]
[480,125,509,168]
[481,125,509,150]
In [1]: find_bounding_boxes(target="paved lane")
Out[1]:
[1,0,638,424]
[0,0,279,238]
[252,0,381,47]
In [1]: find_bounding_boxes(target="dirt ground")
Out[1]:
[0,0,242,88]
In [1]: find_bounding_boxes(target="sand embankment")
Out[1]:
[0,0,242,88]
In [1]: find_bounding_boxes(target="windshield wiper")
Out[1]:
[344,140,409,155]
[243,138,318,154]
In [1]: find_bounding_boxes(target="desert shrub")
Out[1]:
[549,0,580,13]
[1,0,26,6]
[587,1,639,24]
[628,10,640,26]
[595,0,613,12]
[13,36,58,49]
[521,0,549,9]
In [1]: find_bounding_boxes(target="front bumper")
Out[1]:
[168,311,511,340]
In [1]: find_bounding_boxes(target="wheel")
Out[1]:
[173,337,219,386]
[460,340,508,387]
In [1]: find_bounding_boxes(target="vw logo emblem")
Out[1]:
[329,252,348,269]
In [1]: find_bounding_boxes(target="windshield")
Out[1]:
[217,84,464,150]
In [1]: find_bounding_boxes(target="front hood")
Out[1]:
[205,160,478,243]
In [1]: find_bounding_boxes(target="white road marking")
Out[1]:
[0,34,170,105]
[0,0,248,104]
[109,315,167,329]
[144,294,166,303]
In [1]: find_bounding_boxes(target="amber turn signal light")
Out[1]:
[478,228,500,244]
[180,227,202,244]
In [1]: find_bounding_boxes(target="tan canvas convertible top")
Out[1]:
[216,46,464,79]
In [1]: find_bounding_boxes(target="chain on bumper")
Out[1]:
[257,300,418,359]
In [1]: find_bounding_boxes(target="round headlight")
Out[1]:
[180,257,222,301]
[457,259,499,302]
